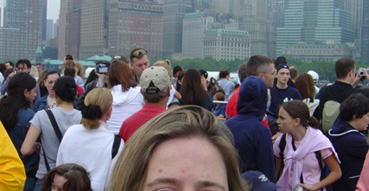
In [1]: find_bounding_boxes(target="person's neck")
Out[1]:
[276,82,288,89]
[337,78,352,85]
[290,126,307,142]
[48,94,55,99]
[57,102,74,112]
[146,100,167,109]
[348,121,360,131]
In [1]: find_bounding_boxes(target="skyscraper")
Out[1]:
[238,0,276,58]
[79,0,108,59]
[58,0,82,60]
[162,0,193,58]
[361,0,369,62]
[276,0,355,56]
[3,0,46,61]
[108,0,164,62]
[182,12,214,59]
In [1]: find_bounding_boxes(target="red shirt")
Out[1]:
[225,87,270,129]
[119,104,166,142]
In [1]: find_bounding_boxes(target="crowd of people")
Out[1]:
[1,48,369,191]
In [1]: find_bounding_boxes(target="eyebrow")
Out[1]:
[146,178,226,191]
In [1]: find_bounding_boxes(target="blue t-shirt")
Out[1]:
[212,104,226,117]
[269,85,302,117]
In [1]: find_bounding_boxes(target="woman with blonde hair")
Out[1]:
[107,60,144,133]
[109,105,246,191]
[57,88,123,191]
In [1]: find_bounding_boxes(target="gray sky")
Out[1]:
[0,0,60,25]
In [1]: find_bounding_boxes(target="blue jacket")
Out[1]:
[33,94,47,112]
[7,108,39,177]
[329,117,369,191]
[225,76,276,182]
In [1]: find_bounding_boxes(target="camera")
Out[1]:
[359,68,369,76]
[96,63,108,74]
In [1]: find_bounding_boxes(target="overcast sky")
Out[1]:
[0,0,60,25]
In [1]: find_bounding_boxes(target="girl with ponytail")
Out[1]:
[56,88,123,191]
[273,100,341,191]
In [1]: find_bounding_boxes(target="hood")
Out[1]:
[329,117,359,138]
[110,85,142,106]
[237,76,267,120]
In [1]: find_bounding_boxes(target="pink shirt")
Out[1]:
[274,137,333,190]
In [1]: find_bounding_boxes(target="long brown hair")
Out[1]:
[294,73,316,99]
[180,69,208,106]
[108,60,137,91]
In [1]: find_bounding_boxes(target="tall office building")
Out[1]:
[238,0,276,58]
[108,0,164,62]
[3,0,46,61]
[276,0,355,56]
[58,0,82,59]
[361,0,369,62]
[79,0,108,59]
[162,0,193,58]
[182,12,214,59]
[342,0,362,43]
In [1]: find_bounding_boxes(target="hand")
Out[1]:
[9,70,16,78]
[272,132,282,144]
[34,142,41,155]
[352,69,362,88]
[298,183,317,191]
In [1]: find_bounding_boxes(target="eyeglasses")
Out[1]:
[132,49,148,58]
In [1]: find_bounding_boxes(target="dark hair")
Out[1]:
[42,163,92,191]
[64,67,76,78]
[173,66,183,76]
[335,58,355,79]
[176,72,184,92]
[3,68,14,80]
[199,69,208,79]
[274,56,287,67]
[65,54,74,61]
[246,55,273,77]
[16,59,32,69]
[5,61,14,67]
[0,63,6,75]
[279,100,319,128]
[0,73,36,131]
[108,60,137,91]
[129,47,148,62]
[340,93,369,122]
[180,69,208,107]
[45,70,60,81]
[294,73,316,99]
[219,70,230,79]
[53,77,77,102]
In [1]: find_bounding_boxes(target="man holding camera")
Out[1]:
[77,61,110,110]
[314,58,369,121]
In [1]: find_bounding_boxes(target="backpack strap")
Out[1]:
[111,134,121,159]
[41,144,51,172]
[315,150,325,191]
[46,110,63,142]
[277,133,287,179]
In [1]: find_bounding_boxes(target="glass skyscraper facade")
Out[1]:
[276,0,355,56]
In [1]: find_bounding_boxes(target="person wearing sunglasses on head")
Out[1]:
[129,48,150,83]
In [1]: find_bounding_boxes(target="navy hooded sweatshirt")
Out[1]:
[225,76,276,183]
[329,117,369,191]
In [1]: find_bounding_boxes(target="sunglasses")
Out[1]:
[132,49,148,57]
